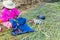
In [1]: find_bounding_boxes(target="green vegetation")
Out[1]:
[57,0,60,2]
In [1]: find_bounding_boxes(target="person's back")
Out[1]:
[1,7,20,22]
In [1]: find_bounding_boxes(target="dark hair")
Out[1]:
[2,7,11,10]
[2,7,5,9]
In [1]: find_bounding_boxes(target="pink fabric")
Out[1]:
[0,8,20,22]
[2,21,12,29]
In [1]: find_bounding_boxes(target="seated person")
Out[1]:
[0,0,20,29]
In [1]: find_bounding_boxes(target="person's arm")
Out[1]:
[14,8,20,19]
[0,8,8,22]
